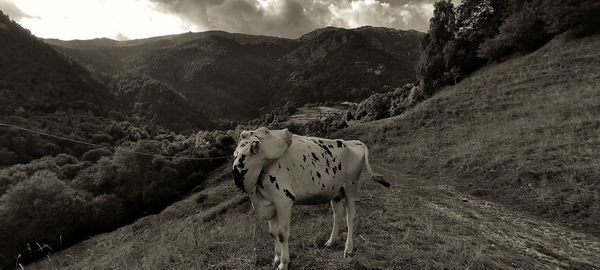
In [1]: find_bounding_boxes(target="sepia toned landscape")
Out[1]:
[1,0,599,269]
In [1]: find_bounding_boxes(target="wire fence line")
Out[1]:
[0,122,233,161]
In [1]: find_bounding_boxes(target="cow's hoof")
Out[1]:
[276,263,288,270]
[324,239,334,248]
[344,250,353,258]
[272,257,280,267]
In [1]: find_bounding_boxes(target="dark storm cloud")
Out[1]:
[150,0,448,38]
[0,0,35,20]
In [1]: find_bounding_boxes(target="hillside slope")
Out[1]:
[28,34,600,269]
[0,12,116,115]
[336,33,600,236]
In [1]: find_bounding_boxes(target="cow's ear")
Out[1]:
[240,130,251,139]
[250,140,260,154]
[283,129,292,146]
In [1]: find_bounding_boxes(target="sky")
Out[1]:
[0,0,459,40]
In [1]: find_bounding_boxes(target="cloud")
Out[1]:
[115,33,129,41]
[0,0,35,20]
[11,0,188,40]
[150,0,442,38]
[2,0,457,40]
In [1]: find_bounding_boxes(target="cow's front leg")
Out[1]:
[275,204,292,270]
[268,219,281,266]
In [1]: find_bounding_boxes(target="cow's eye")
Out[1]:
[250,141,260,154]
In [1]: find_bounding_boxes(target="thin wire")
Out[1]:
[0,122,232,161]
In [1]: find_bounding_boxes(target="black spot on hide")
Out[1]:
[283,189,296,201]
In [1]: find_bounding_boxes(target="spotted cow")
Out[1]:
[232,127,389,270]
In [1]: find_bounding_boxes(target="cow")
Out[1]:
[232,127,389,270]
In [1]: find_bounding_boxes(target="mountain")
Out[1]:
[42,31,293,78]
[0,11,211,132]
[0,12,115,115]
[124,34,294,119]
[277,26,423,104]
[44,27,424,119]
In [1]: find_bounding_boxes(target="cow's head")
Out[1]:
[232,127,292,193]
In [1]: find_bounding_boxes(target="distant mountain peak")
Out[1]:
[38,25,424,120]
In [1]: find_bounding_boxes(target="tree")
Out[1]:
[417,0,456,96]
[478,0,550,61]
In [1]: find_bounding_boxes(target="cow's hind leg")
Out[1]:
[275,204,292,270]
[268,219,281,266]
[343,173,361,258]
[344,193,356,258]
[325,192,345,247]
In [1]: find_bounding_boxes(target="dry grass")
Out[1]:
[30,163,599,269]
[29,170,532,270]
[336,33,600,235]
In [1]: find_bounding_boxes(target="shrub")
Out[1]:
[355,93,391,121]
[91,133,113,144]
[0,170,93,264]
[0,148,17,166]
[54,153,78,166]
[58,162,90,181]
[81,148,113,162]
[71,157,118,195]
[40,142,60,156]
[215,134,235,148]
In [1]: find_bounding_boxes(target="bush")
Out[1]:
[81,148,113,162]
[0,171,94,264]
[54,153,78,166]
[355,93,391,121]
[58,162,90,180]
[355,85,417,122]
[215,134,235,148]
[0,148,17,166]
[91,133,113,144]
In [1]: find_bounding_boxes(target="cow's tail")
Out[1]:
[362,143,390,188]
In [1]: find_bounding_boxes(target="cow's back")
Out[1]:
[259,135,365,205]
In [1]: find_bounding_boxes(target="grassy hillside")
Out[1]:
[27,34,600,270]
[336,33,600,235]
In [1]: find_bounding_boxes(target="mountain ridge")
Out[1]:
[43,27,425,119]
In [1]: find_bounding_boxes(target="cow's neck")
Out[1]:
[243,159,275,199]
